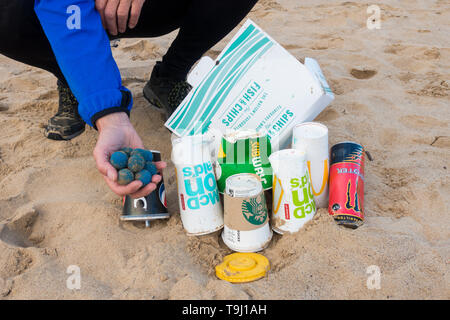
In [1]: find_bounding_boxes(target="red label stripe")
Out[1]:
[284,204,290,220]
[180,194,186,210]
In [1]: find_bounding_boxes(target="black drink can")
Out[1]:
[121,150,169,222]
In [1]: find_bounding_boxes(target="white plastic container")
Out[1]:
[171,134,224,235]
[292,122,329,208]
[222,173,272,252]
[269,149,316,234]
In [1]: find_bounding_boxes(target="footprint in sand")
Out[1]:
[0,97,8,111]
[385,44,441,60]
[416,79,449,97]
[257,0,286,11]
[0,245,34,278]
[251,0,286,18]
[121,39,162,61]
[399,115,447,129]
[0,277,13,297]
[350,68,377,79]
[377,167,418,219]
[327,79,345,95]
[0,204,41,248]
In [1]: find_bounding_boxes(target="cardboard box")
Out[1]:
[165,19,334,151]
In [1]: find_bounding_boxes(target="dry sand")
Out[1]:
[0,0,449,299]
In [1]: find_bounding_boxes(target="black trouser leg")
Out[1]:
[0,0,67,85]
[0,0,258,83]
[114,0,259,79]
[159,0,259,80]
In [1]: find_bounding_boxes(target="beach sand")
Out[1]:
[0,0,449,299]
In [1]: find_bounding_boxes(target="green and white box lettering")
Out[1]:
[165,19,334,151]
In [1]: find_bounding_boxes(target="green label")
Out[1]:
[290,175,316,219]
[217,136,272,192]
[241,194,268,225]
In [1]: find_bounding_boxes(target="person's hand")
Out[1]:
[94,112,166,198]
[95,0,146,36]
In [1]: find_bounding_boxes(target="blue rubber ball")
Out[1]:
[135,169,152,186]
[110,151,128,169]
[131,148,153,162]
[144,162,157,176]
[128,154,145,172]
[118,169,134,185]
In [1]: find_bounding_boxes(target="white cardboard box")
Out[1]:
[165,19,334,151]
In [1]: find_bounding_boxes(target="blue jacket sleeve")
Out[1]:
[34,0,132,128]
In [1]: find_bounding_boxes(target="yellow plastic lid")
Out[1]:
[215,253,270,283]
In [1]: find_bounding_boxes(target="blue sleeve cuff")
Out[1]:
[89,88,132,129]
[81,86,133,128]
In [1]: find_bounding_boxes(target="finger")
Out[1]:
[93,147,118,181]
[129,174,162,198]
[151,174,162,184]
[154,161,167,171]
[128,0,145,29]
[103,176,143,196]
[104,0,120,35]
[95,0,108,29]
[117,0,132,33]
[129,183,157,199]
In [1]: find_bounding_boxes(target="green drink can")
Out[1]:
[215,130,273,194]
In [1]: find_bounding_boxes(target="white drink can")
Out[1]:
[171,134,224,235]
[292,122,329,208]
[269,149,316,234]
[222,173,273,252]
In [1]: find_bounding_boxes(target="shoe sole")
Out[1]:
[45,126,85,141]
[143,84,170,120]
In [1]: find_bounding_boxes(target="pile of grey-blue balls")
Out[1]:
[109,148,157,186]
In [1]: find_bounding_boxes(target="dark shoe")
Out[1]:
[45,80,85,140]
[143,62,192,118]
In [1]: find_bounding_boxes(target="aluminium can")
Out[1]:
[328,141,365,229]
[121,150,169,223]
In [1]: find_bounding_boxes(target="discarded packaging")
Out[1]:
[171,135,224,235]
[222,173,272,252]
[329,141,365,229]
[269,149,316,234]
[292,122,329,208]
[121,150,169,227]
[215,129,272,193]
[215,252,270,283]
[166,19,334,151]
